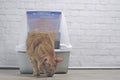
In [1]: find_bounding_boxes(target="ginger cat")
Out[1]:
[26,32,63,77]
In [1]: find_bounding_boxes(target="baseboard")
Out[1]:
[0,67,19,70]
[68,67,120,70]
[1,67,120,70]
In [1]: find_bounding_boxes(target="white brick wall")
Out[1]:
[0,0,120,68]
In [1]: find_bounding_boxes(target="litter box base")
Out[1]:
[17,50,70,74]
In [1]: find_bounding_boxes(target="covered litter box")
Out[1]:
[16,11,72,74]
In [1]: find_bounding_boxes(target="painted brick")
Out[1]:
[100,0,120,5]
[95,4,120,11]
[0,0,120,68]
[69,10,120,18]
[70,48,109,56]
[109,49,120,56]
[80,0,100,4]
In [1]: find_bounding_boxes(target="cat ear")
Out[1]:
[55,57,63,63]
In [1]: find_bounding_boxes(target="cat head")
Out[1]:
[40,56,63,77]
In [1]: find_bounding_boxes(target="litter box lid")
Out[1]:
[26,11,72,49]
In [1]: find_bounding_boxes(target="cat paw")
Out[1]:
[33,73,39,77]
[47,74,53,77]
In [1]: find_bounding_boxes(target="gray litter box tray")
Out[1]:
[17,49,70,74]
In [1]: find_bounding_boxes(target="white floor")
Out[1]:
[0,69,120,80]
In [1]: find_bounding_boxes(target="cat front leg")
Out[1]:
[38,62,47,75]
[29,57,39,76]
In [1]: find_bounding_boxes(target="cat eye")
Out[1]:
[43,57,48,62]
[44,58,47,62]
